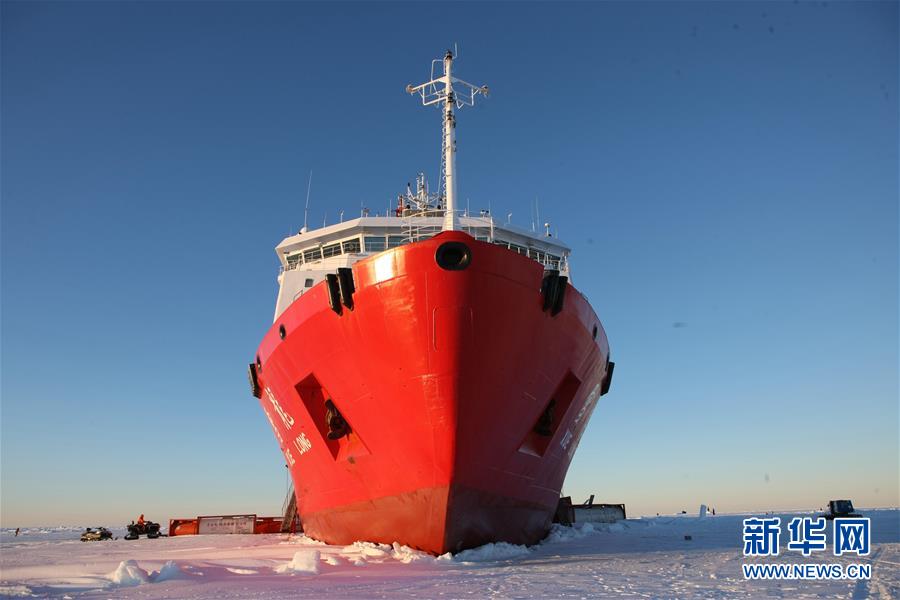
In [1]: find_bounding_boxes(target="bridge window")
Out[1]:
[303,248,323,262]
[342,238,361,253]
[286,253,302,270]
[322,243,342,258]
[387,235,408,249]
[365,236,386,253]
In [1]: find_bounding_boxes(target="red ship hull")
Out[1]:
[253,232,611,554]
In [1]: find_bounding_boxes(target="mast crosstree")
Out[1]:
[407,50,489,232]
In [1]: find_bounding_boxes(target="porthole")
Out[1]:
[279,324,286,340]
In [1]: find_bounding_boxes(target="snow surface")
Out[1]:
[274,550,320,575]
[1,510,897,598]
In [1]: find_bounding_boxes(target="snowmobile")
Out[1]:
[124,521,161,540]
[80,527,113,542]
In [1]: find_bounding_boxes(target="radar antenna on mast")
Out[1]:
[407,50,489,232]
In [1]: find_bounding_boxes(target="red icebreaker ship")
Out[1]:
[249,51,613,555]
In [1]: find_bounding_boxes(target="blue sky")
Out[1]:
[2,1,897,526]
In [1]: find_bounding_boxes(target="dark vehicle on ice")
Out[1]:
[124,521,161,540]
[821,499,862,520]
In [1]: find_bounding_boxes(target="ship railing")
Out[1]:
[401,211,495,244]
[461,214,495,242]
[401,216,442,244]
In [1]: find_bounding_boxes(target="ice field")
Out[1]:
[1,509,897,599]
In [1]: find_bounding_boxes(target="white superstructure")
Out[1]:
[273,206,572,320]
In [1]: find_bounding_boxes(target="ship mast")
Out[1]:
[407,50,489,231]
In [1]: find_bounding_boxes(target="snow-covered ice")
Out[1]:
[274,550,320,575]
[106,560,150,586]
[1,509,897,598]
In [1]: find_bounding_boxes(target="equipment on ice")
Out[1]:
[80,527,113,542]
[573,495,626,524]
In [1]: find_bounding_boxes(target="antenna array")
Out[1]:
[407,50,489,232]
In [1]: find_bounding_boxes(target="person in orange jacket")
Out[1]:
[137,514,145,526]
